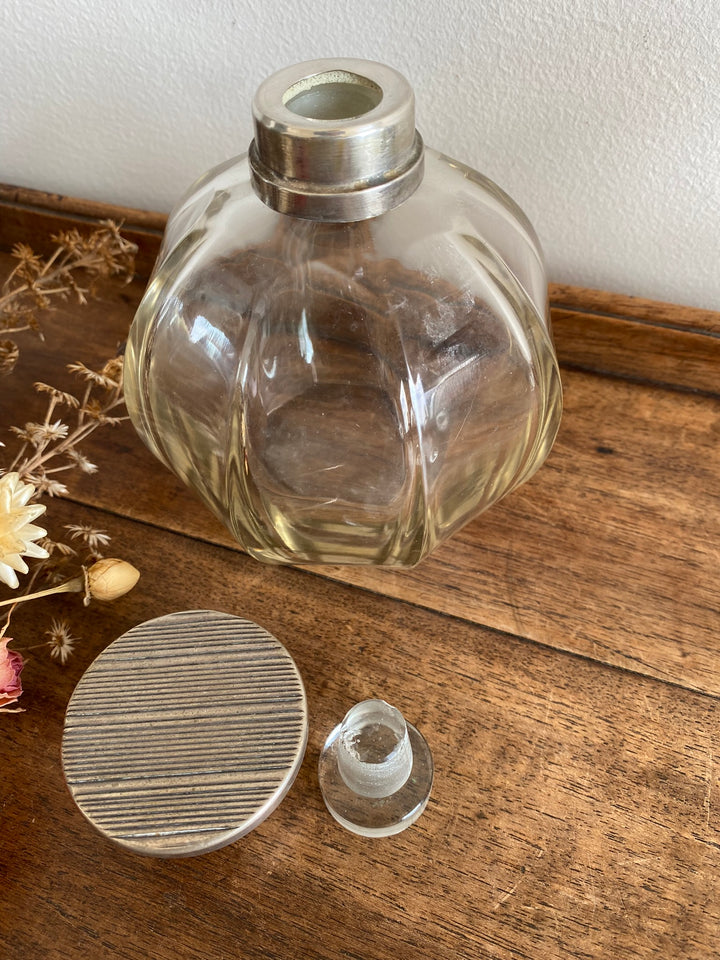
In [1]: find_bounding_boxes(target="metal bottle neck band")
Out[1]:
[248,58,425,222]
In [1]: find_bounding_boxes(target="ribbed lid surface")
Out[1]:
[62,610,307,858]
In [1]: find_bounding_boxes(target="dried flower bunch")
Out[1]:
[0,222,140,712]
[7,356,126,497]
[0,220,136,375]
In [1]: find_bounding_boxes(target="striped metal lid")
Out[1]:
[62,610,307,858]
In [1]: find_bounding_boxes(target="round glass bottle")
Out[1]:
[125,58,562,566]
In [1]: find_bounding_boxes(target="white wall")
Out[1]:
[2,0,719,309]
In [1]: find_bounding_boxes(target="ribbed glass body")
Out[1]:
[125,147,562,565]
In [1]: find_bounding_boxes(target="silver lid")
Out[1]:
[249,58,424,222]
[62,610,308,858]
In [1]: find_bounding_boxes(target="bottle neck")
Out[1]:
[248,58,425,222]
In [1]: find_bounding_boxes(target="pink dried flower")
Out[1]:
[0,636,24,708]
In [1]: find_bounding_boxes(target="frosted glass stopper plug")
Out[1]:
[318,699,433,837]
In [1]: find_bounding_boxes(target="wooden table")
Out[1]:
[1,186,718,960]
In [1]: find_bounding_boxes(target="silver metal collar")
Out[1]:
[249,58,424,222]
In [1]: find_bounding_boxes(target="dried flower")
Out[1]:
[45,619,76,665]
[65,450,97,474]
[34,382,80,408]
[30,477,69,498]
[85,558,139,603]
[0,221,137,365]
[0,636,24,708]
[38,537,76,558]
[65,524,111,553]
[0,222,138,705]
[0,340,19,375]
[66,360,122,390]
[0,473,49,589]
[6,356,126,497]
[37,421,69,443]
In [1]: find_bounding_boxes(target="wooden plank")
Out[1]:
[552,308,720,395]
[3,269,717,697]
[0,183,167,232]
[550,285,720,393]
[2,498,719,960]
[551,284,720,336]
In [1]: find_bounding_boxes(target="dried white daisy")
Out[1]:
[45,619,77,664]
[0,472,49,589]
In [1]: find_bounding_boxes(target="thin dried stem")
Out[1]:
[0,577,84,609]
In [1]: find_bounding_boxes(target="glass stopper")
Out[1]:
[318,699,433,837]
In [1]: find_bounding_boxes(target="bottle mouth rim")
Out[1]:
[282,69,384,122]
[249,58,425,222]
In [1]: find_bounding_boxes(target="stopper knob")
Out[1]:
[318,699,433,837]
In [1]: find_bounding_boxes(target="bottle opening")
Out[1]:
[283,70,383,121]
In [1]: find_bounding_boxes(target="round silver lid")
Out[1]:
[249,57,424,221]
[62,610,307,858]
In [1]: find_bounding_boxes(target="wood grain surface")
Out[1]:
[1,186,719,960]
[3,498,720,960]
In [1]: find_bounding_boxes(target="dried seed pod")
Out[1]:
[86,559,139,603]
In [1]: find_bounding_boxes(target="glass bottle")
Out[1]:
[125,58,562,566]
